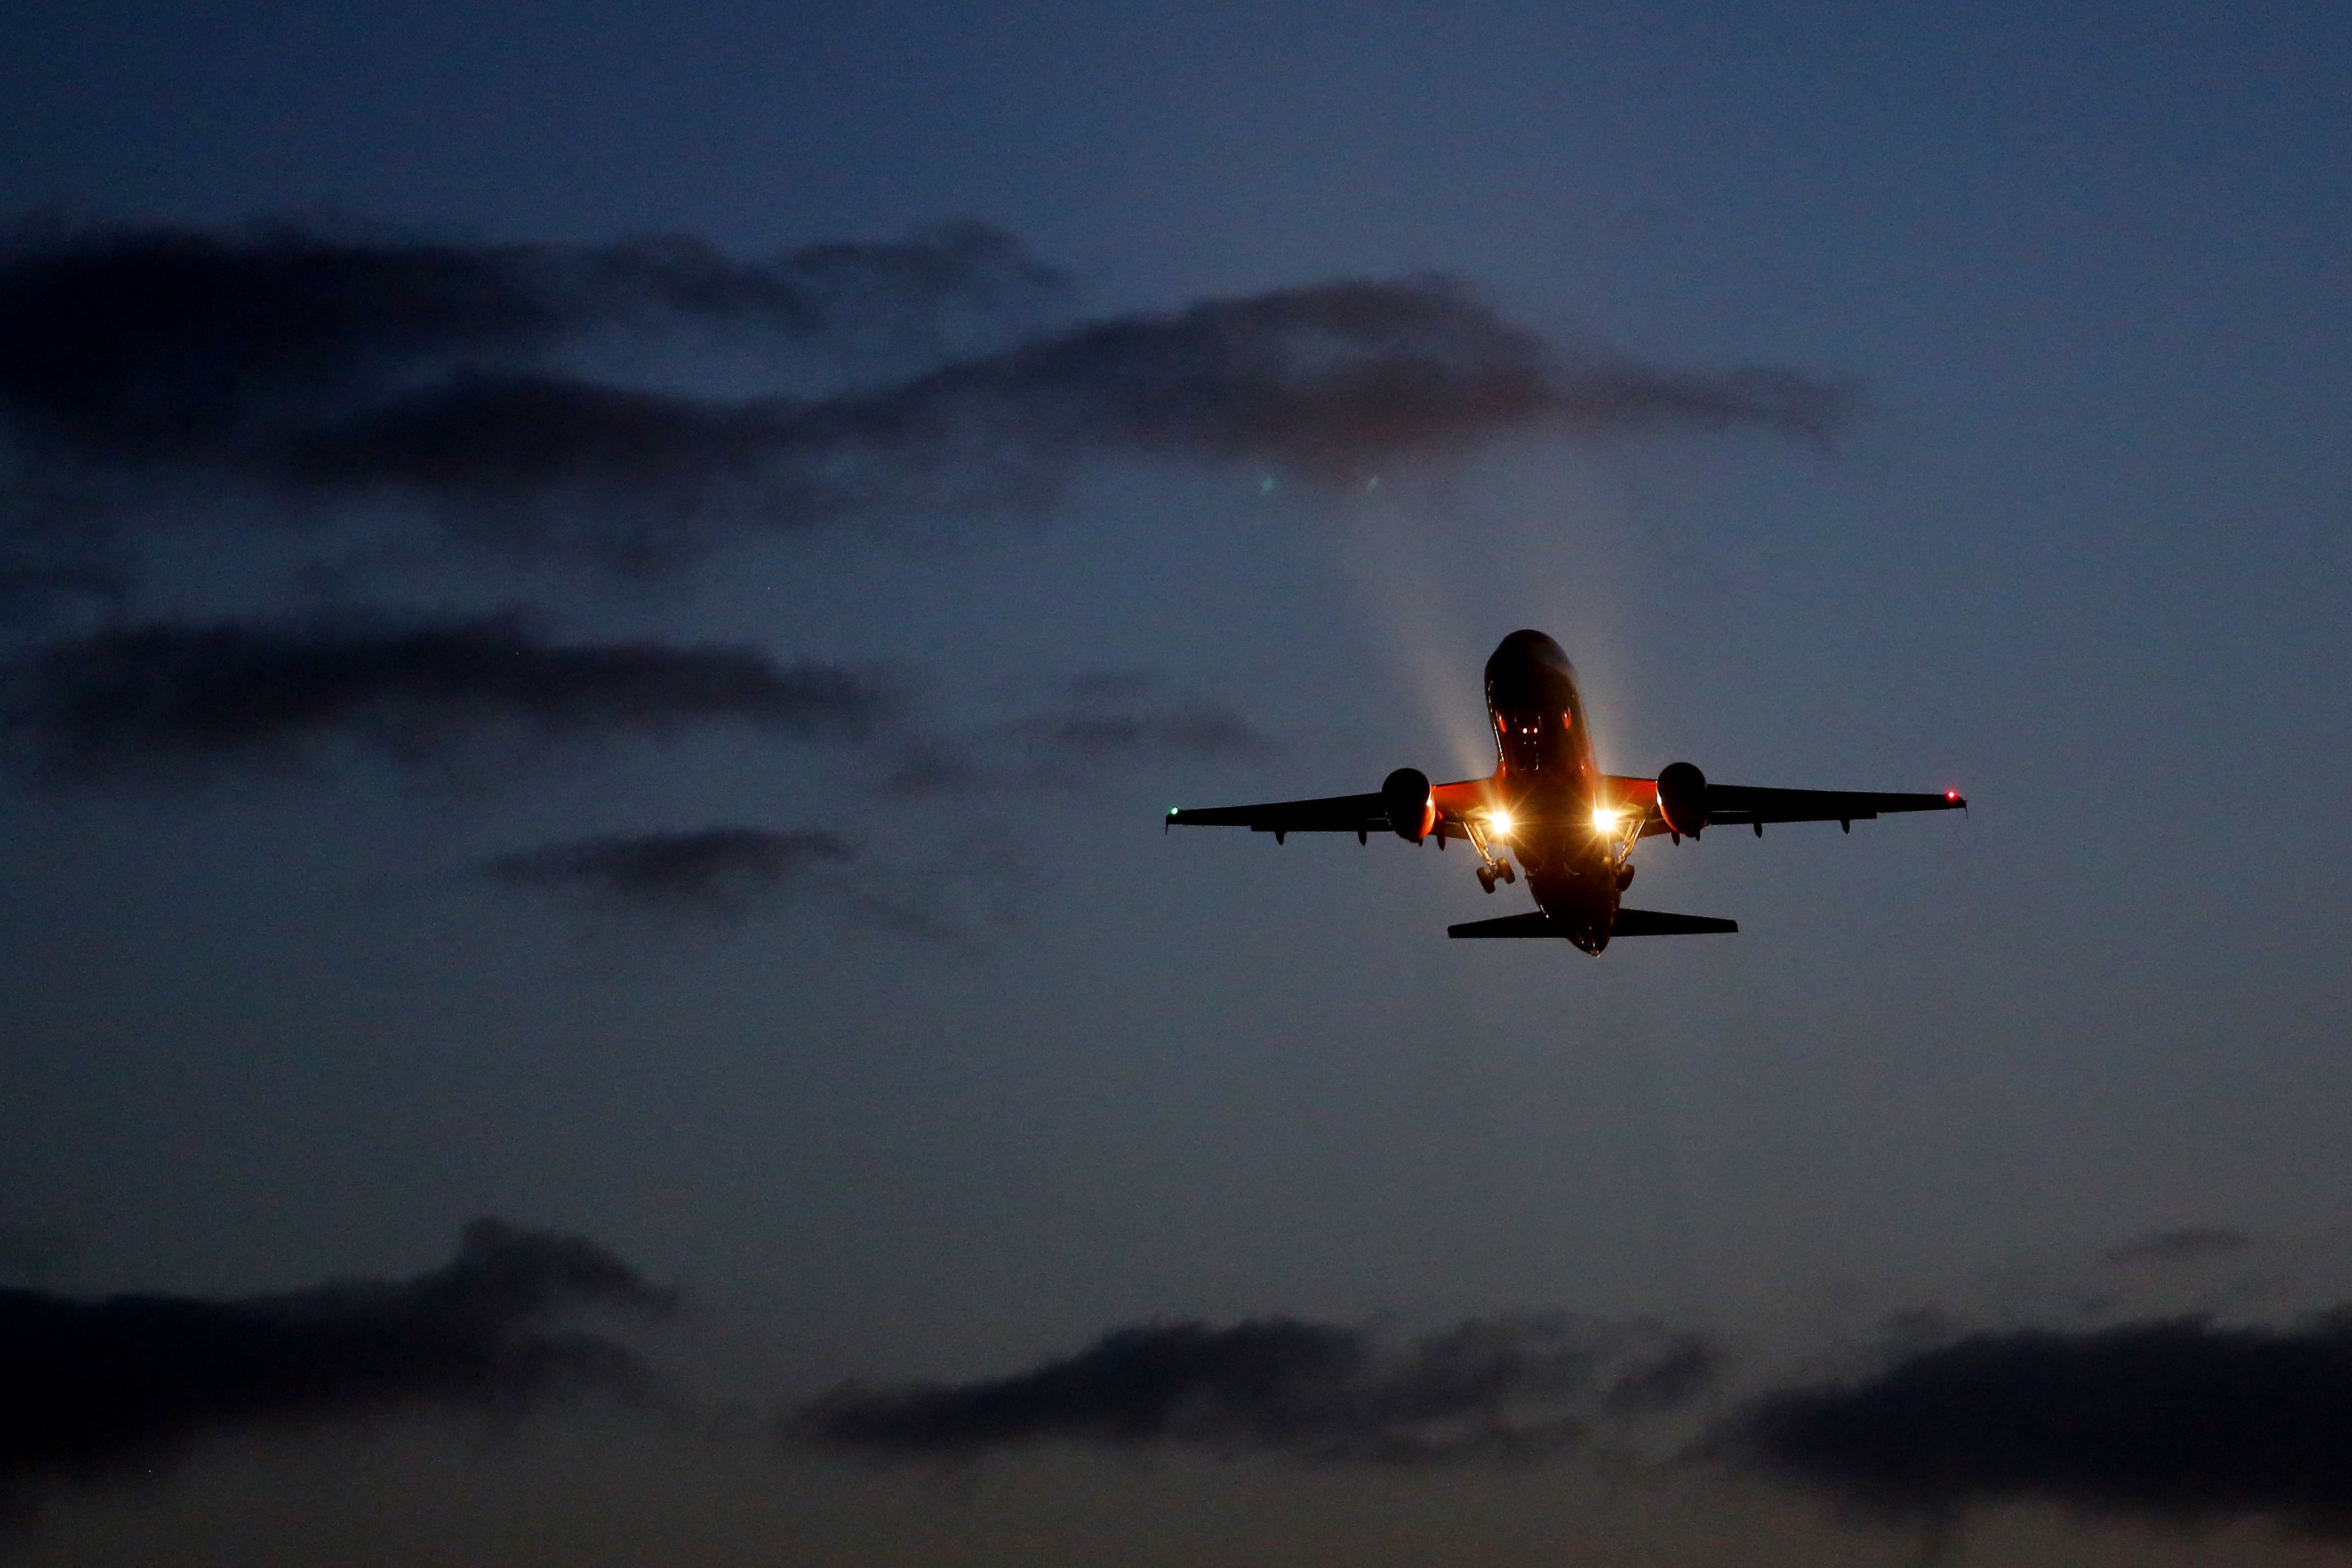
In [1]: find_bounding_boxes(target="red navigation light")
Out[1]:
[1945,789,1958,800]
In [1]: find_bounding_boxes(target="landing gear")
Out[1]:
[1616,862,1636,891]
[1463,815,1515,895]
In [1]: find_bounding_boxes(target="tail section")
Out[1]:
[1611,907,1738,936]
[1446,908,1739,939]
[1448,912,1560,939]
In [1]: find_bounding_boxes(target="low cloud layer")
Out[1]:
[484,826,855,921]
[0,1219,668,1494]
[798,1314,1718,1465]
[2104,1227,2251,1267]
[2,613,900,780]
[1732,1313,2352,1536]
[1,219,1858,575]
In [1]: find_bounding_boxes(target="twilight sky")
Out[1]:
[2,2,2349,1563]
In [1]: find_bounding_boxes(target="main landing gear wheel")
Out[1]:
[1477,866,1498,894]
[1499,861,1517,885]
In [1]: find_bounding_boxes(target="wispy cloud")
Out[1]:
[0,1219,669,1495]
[884,671,1278,796]
[1,612,902,780]
[483,826,855,923]
[268,281,1855,568]
[2104,1228,2251,1268]
[0,219,1858,576]
[796,1314,1719,1465]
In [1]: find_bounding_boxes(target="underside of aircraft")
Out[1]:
[1166,630,1966,954]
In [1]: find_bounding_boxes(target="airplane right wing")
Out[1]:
[1165,792,1390,839]
[1167,775,1502,843]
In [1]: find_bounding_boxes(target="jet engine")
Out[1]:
[1657,761,1708,839]
[1382,766,1436,843]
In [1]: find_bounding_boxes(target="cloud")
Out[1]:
[1731,1312,2352,1535]
[2105,1228,2250,1267]
[1023,691,1277,762]
[0,1218,670,1494]
[0,557,122,627]
[1,612,902,780]
[884,673,1277,796]
[0,217,1063,465]
[896,277,1856,470]
[0,1225,69,1289]
[483,826,854,922]
[1,220,1857,573]
[797,1314,1719,1465]
[268,280,1856,567]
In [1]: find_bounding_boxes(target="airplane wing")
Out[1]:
[1167,777,1500,842]
[1165,791,1389,839]
[1705,784,1964,830]
[1604,776,1966,838]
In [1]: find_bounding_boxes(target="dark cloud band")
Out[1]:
[797,1314,1718,1465]
[0,1219,667,1492]
[270,281,1856,566]
[1,613,901,779]
[0,220,1858,574]
[485,826,856,921]
[1732,1314,2352,1535]
[0,218,1062,463]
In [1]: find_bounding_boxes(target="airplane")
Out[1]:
[1166,629,1964,954]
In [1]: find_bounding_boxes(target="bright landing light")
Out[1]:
[1591,805,1622,834]
[1488,808,1514,838]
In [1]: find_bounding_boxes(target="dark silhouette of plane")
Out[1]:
[1167,629,1964,953]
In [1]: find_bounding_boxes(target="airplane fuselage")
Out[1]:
[1484,629,1620,953]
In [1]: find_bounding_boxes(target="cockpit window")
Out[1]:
[1499,713,1546,774]
[1492,706,1579,776]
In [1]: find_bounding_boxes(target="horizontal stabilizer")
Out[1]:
[1448,912,1562,939]
[1612,907,1738,936]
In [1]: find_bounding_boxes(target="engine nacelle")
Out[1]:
[1382,766,1436,843]
[1657,761,1708,839]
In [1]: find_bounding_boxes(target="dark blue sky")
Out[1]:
[2,3,2348,1562]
